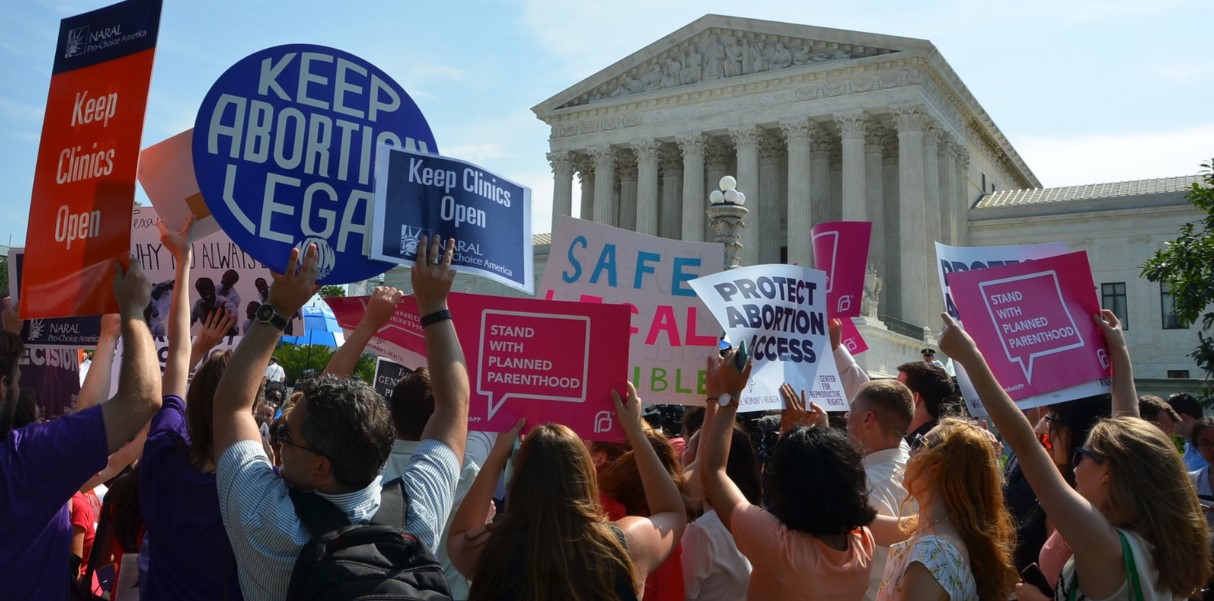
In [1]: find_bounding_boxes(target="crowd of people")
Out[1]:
[0,221,1212,601]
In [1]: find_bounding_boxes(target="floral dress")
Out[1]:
[876,534,977,601]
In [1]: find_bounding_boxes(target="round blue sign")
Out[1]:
[192,44,437,284]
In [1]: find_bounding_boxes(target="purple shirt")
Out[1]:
[139,395,243,600]
[0,406,107,600]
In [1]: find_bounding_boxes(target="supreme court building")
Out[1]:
[388,15,1207,393]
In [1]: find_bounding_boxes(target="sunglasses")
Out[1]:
[274,421,327,457]
[910,433,939,453]
[1072,447,1107,466]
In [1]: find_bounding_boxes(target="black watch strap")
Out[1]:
[256,303,289,331]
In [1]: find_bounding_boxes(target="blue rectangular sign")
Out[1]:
[371,145,533,294]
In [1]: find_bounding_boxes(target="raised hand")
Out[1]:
[412,235,456,315]
[156,215,195,259]
[1093,309,1127,352]
[195,309,236,351]
[938,313,980,365]
[717,346,753,397]
[114,262,152,318]
[779,383,827,433]
[610,381,645,435]
[267,244,320,317]
[364,286,404,330]
[705,352,724,400]
[829,318,842,351]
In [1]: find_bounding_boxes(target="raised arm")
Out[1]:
[448,418,524,579]
[322,286,402,378]
[830,318,870,403]
[613,381,688,579]
[938,313,1124,598]
[100,262,162,453]
[159,217,194,399]
[1095,310,1138,418]
[76,314,120,412]
[413,236,469,462]
[700,347,752,532]
[212,246,318,456]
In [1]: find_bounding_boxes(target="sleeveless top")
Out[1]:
[1054,529,1185,601]
[877,534,978,601]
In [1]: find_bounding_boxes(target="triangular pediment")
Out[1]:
[535,15,929,115]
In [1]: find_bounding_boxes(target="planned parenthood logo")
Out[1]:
[65,26,90,58]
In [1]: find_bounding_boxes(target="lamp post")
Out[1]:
[706,175,749,269]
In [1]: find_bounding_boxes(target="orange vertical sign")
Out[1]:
[20,0,163,319]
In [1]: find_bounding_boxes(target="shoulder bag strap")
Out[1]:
[1066,531,1146,601]
[371,477,409,529]
[1117,530,1145,601]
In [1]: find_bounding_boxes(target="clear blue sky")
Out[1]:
[2,0,1210,248]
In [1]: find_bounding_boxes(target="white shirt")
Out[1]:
[681,509,751,601]
[264,362,285,383]
[835,345,870,405]
[862,441,914,601]
[381,431,494,600]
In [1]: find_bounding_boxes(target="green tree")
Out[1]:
[318,285,346,298]
[1142,159,1214,400]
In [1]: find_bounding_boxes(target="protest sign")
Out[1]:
[372,357,411,401]
[192,44,437,284]
[811,221,871,317]
[691,264,847,412]
[541,217,724,405]
[949,251,1110,406]
[129,206,303,341]
[7,248,102,348]
[371,147,533,293]
[138,129,221,239]
[21,0,163,319]
[326,295,428,368]
[838,318,868,355]
[934,241,1089,413]
[327,292,631,440]
[17,346,82,419]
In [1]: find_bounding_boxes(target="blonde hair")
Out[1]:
[905,418,1018,601]
[1088,416,1212,595]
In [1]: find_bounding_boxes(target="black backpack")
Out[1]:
[286,478,453,601]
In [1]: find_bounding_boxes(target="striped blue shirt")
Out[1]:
[217,439,460,601]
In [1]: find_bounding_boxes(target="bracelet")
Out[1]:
[420,309,452,328]
[706,397,719,402]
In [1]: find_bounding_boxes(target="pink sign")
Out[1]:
[948,251,1109,401]
[811,221,872,317]
[326,293,631,441]
[839,318,868,355]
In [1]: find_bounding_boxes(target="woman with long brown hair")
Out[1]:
[942,310,1211,600]
[876,418,1018,601]
[448,383,687,600]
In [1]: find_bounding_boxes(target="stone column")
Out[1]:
[892,104,931,327]
[632,140,659,235]
[836,111,868,222]
[659,145,683,239]
[953,145,971,245]
[731,127,761,265]
[781,118,814,267]
[864,125,885,284]
[758,130,785,264]
[704,138,732,240]
[881,131,900,315]
[547,151,574,234]
[828,138,843,223]
[922,123,942,260]
[617,152,638,231]
[677,134,706,242]
[939,136,958,245]
[589,146,616,225]
[573,153,594,220]
[810,125,832,227]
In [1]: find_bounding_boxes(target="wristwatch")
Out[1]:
[255,303,289,331]
[718,393,733,407]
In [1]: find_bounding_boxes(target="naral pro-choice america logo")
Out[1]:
[64,26,90,58]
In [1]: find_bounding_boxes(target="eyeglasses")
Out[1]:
[274,421,327,457]
[1072,447,1107,466]
[910,433,939,453]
